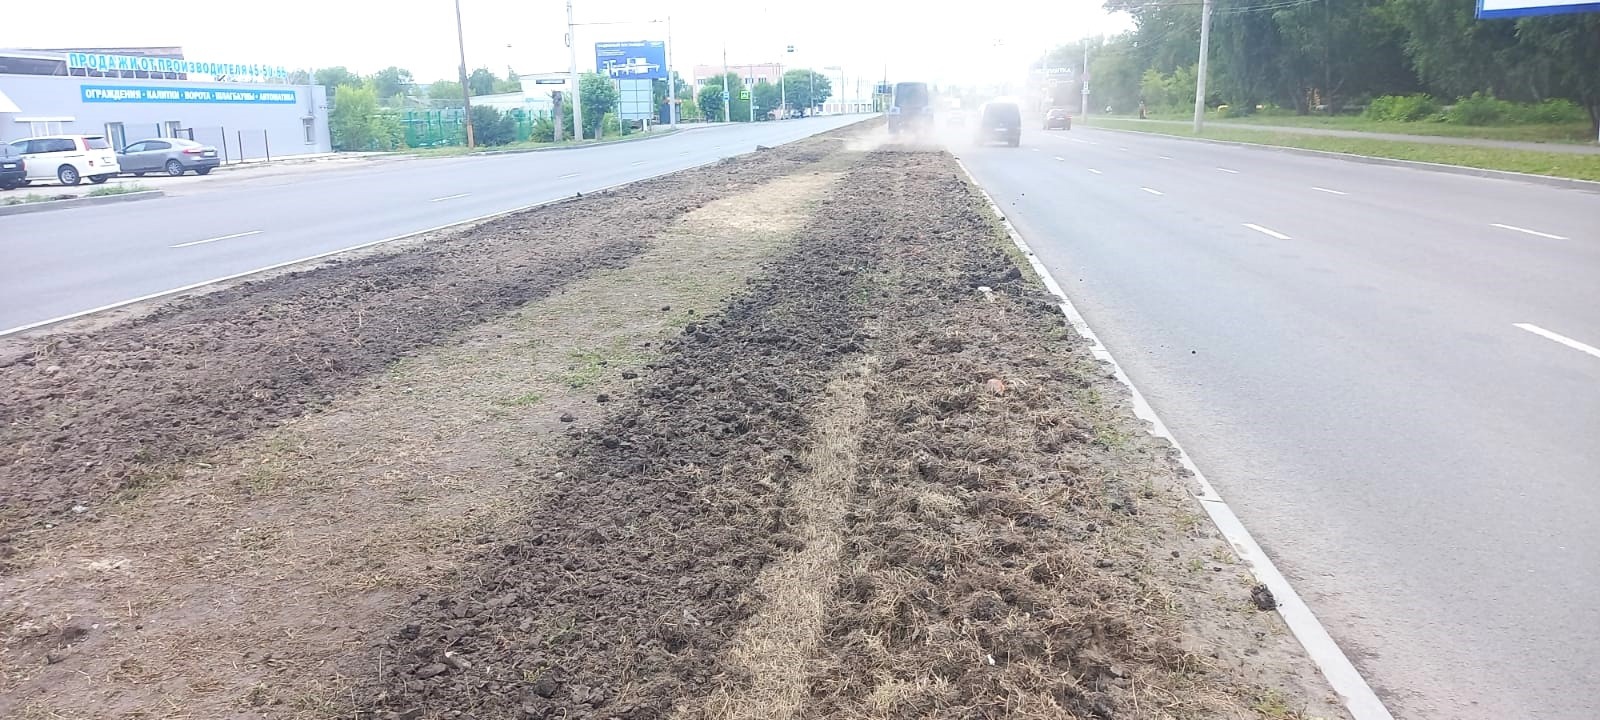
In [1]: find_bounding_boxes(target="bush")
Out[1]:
[1364,94,1440,122]
[1520,99,1587,125]
[469,105,516,146]
[1447,92,1515,125]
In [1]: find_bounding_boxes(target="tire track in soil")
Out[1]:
[0,128,856,567]
[369,156,884,719]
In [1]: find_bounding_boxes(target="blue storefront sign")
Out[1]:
[594,41,667,80]
[81,85,298,104]
[68,52,288,79]
[1477,0,1600,17]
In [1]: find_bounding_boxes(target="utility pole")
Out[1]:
[665,16,677,126]
[1193,0,1214,133]
[567,0,583,141]
[454,0,476,148]
[721,46,731,123]
[1081,42,1090,122]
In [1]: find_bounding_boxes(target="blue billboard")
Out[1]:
[595,41,667,80]
[1477,0,1600,17]
[81,85,298,104]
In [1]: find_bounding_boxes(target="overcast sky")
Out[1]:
[12,0,1129,93]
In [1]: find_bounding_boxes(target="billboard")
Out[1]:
[1477,0,1600,17]
[595,41,667,80]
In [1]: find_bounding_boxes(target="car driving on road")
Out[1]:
[1044,107,1072,130]
[119,138,221,177]
[6,135,121,186]
[975,100,1022,147]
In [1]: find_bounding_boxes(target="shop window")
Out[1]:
[105,122,126,151]
[303,117,315,144]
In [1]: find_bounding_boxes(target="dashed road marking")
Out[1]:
[1312,187,1347,195]
[558,172,581,179]
[1158,155,1173,160]
[1053,156,1065,161]
[1514,324,1600,360]
[1491,223,1567,240]
[170,230,262,249]
[1141,187,1164,196]
[1243,223,1291,240]
[1087,168,1103,175]
[1217,167,1241,174]
[429,193,471,202]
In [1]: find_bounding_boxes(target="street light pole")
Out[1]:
[567,0,583,141]
[665,15,677,126]
[722,45,731,123]
[454,0,476,148]
[1193,0,1214,133]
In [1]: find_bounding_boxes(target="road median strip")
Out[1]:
[2,127,1359,719]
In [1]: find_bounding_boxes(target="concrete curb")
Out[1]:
[434,129,683,158]
[955,157,1397,720]
[0,189,165,217]
[1085,124,1600,193]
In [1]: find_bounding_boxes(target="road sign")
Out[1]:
[595,40,667,80]
[1477,0,1600,17]
[740,89,751,100]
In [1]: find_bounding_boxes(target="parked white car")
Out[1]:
[5,135,122,186]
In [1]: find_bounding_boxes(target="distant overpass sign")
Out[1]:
[1477,0,1600,18]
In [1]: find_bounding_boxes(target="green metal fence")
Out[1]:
[403,108,539,148]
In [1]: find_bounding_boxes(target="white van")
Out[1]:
[5,135,122,186]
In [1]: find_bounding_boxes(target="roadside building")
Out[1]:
[0,47,331,160]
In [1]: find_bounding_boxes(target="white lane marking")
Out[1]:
[1053,156,1065,161]
[557,172,581,179]
[1087,168,1103,175]
[1158,155,1173,160]
[1118,146,1130,151]
[1071,138,1095,145]
[1312,186,1347,196]
[1031,147,1042,152]
[1141,187,1164,196]
[1216,167,1240,174]
[429,193,470,202]
[630,160,646,166]
[955,157,1395,720]
[1491,223,1568,241]
[1515,324,1600,360]
[1243,223,1291,240]
[169,230,262,249]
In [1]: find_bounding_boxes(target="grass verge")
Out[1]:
[1089,117,1600,182]
[408,129,678,157]
[1130,112,1596,144]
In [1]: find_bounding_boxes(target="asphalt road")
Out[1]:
[958,127,1599,719]
[0,115,867,333]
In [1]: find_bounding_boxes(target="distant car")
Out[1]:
[1044,108,1072,130]
[6,135,121,186]
[119,138,220,177]
[0,144,25,190]
[975,101,1022,147]
[888,81,933,135]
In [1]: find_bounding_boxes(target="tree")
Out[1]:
[314,66,361,94]
[467,67,498,96]
[752,80,782,120]
[428,80,463,105]
[781,69,832,114]
[698,84,726,122]
[470,105,517,145]
[328,84,408,151]
[369,66,414,100]
[580,73,620,137]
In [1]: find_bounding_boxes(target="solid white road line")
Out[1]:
[170,230,262,249]
[1515,323,1600,360]
[1088,168,1103,175]
[1312,187,1347,196]
[558,172,581,179]
[1217,167,1241,174]
[1491,223,1568,241]
[1243,223,1292,240]
[1141,187,1164,196]
[955,157,1395,720]
[429,193,471,202]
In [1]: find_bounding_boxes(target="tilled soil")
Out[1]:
[0,131,851,564]
[368,147,1344,719]
[370,149,880,720]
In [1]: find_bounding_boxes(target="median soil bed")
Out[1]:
[1,128,1348,719]
[0,128,852,565]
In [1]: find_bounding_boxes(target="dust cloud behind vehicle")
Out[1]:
[888,81,933,135]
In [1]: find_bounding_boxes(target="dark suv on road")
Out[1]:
[975,101,1022,147]
[0,144,24,190]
